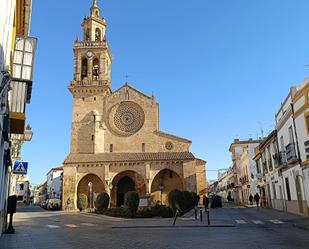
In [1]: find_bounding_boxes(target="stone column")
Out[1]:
[88,58,93,80]
[76,54,82,81]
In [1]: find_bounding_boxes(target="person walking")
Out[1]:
[203,195,209,211]
[249,194,253,205]
[261,194,267,208]
[254,193,260,207]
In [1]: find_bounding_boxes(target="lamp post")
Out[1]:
[109,183,113,208]
[88,182,93,209]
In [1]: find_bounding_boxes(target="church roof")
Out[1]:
[113,83,154,100]
[64,152,196,164]
[154,131,192,143]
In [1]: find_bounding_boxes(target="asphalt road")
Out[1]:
[1,205,309,249]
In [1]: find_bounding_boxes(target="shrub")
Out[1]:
[169,190,200,214]
[95,192,110,211]
[137,204,173,218]
[124,191,140,213]
[77,194,88,211]
[168,189,185,213]
[102,207,133,218]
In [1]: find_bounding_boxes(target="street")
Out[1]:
[1,205,309,249]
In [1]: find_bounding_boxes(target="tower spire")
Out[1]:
[90,0,100,18]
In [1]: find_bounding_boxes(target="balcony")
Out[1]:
[268,158,273,171]
[305,140,309,160]
[273,153,281,168]
[286,143,298,163]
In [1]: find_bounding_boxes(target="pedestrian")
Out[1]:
[249,194,253,205]
[261,194,267,208]
[254,193,260,207]
[67,198,72,211]
[203,195,209,211]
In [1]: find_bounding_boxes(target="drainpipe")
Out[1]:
[291,103,308,213]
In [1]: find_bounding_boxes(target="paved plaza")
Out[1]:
[1,205,309,249]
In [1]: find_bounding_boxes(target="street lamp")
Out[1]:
[23,125,33,141]
[108,183,113,208]
[88,182,93,209]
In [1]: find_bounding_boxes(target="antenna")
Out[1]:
[258,121,264,139]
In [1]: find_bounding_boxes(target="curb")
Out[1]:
[112,224,235,229]
[293,223,309,231]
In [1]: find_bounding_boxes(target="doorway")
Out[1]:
[116,176,135,207]
[295,176,304,214]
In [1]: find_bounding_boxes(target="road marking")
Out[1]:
[46,225,60,228]
[252,220,264,224]
[81,223,96,227]
[269,219,284,224]
[235,220,246,224]
[65,224,79,228]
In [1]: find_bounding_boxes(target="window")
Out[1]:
[110,144,113,152]
[288,126,294,144]
[92,58,99,79]
[91,135,94,141]
[280,136,284,151]
[285,177,291,201]
[81,58,88,79]
[306,114,309,134]
[142,143,145,152]
[95,28,101,41]
[272,182,277,199]
[169,170,173,178]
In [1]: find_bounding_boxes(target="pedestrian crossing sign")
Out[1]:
[13,161,28,175]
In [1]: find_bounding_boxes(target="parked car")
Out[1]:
[46,199,61,211]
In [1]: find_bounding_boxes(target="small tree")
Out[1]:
[124,191,140,213]
[95,192,110,212]
[77,194,88,211]
[168,189,185,213]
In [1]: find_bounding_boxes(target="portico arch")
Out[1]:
[77,174,105,207]
[110,170,146,207]
[151,169,184,205]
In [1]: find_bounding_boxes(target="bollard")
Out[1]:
[199,208,203,223]
[194,207,197,220]
[173,210,179,226]
[206,208,210,225]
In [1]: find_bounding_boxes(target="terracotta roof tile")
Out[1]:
[64,152,196,164]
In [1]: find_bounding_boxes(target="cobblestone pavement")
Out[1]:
[1,205,309,249]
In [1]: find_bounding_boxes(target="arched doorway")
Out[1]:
[151,169,183,205]
[77,174,105,208]
[116,176,135,206]
[111,170,146,207]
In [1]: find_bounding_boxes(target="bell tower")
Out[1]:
[68,0,111,155]
[68,0,112,96]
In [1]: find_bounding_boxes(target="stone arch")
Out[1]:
[81,58,88,79]
[150,169,184,205]
[110,170,146,207]
[95,28,101,41]
[77,174,105,207]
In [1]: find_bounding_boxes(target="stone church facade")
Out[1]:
[63,0,206,209]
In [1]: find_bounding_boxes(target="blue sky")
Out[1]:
[25,0,309,184]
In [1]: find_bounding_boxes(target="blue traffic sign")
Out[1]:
[13,161,28,175]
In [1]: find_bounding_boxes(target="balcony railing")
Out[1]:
[70,79,109,87]
[286,143,298,163]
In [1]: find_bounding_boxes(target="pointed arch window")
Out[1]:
[81,58,88,80]
[92,58,99,80]
[85,28,90,41]
[95,28,101,42]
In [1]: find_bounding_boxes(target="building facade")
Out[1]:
[0,0,37,236]
[229,139,261,205]
[46,167,63,200]
[62,1,206,209]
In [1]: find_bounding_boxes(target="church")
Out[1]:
[63,0,206,208]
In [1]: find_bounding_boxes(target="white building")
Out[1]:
[292,79,309,216]
[275,85,307,216]
[46,167,63,200]
[229,139,262,205]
